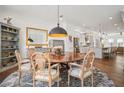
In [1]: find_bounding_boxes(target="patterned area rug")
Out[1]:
[0,67,115,87]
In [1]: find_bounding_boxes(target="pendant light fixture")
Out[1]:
[49,5,68,37]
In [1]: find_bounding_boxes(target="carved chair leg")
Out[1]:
[81,78,84,87]
[18,71,21,86]
[32,74,36,87]
[91,71,94,87]
[33,79,36,87]
[123,65,124,72]
[48,81,52,87]
[57,77,60,87]
[68,69,71,87]
[68,65,71,87]
[57,64,60,87]
[68,75,70,87]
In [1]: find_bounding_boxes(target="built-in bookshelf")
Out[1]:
[0,22,20,72]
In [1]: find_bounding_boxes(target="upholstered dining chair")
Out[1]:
[68,50,95,87]
[15,50,30,85]
[30,52,60,87]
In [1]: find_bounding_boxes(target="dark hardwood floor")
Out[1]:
[0,66,18,83]
[95,54,124,87]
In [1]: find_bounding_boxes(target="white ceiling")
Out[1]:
[1,5,124,33]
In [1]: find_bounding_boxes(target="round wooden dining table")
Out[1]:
[48,52,85,63]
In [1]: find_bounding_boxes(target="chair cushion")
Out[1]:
[21,63,31,71]
[70,67,92,78]
[35,69,59,82]
[70,67,81,78]
[83,70,92,78]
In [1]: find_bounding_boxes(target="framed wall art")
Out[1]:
[26,27,48,47]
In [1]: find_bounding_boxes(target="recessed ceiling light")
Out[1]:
[83,24,86,27]
[114,24,117,26]
[109,16,113,20]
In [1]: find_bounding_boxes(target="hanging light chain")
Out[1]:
[57,5,60,26]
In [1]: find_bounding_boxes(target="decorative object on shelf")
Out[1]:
[9,52,15,56]
[26,27,48,47]
[49,5,68,37]
[2,52,9,57]
[4,17,12,25]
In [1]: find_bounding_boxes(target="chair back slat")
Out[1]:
[28,48,36,59]
[31,52,48,71]
[82,50,95,71]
